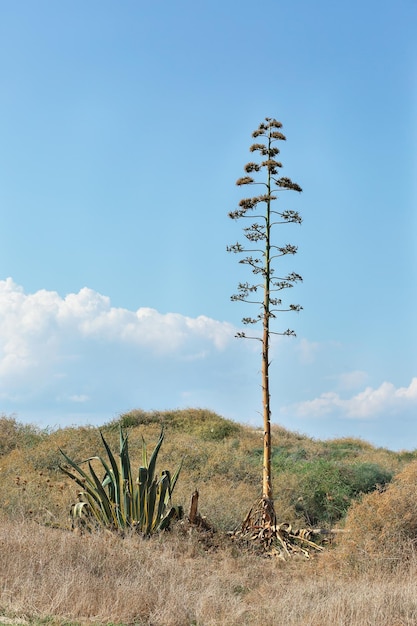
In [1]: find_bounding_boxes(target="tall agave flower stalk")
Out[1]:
[228,117,302,527]
[59,427,183,535]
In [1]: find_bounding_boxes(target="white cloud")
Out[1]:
[396,378,417,399]
[3,278,415,451]
[285,377,417,420]
[0,278,236,403]
[336,370,369,391]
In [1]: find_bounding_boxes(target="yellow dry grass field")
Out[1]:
[1,409,417,626]
[1,518,417,626]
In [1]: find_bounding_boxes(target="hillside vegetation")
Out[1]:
[0,408,413,530]
[1,409,417,625]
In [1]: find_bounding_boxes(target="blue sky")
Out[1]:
[0,1,416,449]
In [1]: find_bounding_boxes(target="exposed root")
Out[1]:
[230,498,325,560]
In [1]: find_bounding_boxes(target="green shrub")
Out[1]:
[274,451,393,526]
[108,408,240,441]
[109,409,163,429]
[321,438,372,460]
[343,463,393,497]
[294,460,352,526]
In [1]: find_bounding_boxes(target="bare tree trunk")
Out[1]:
[188,490,199,524]
[262,276,272,504]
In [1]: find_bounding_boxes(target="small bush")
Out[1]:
[0,415,45,456]
[321,437,373,460]
[332,459,417,568]
[275,459,394,527]
[294,460,352,526]
[108,408,241,441]
[166,408,241,440]
[343,463,393,497]
[25,426,101,472]
[109,409,163,429]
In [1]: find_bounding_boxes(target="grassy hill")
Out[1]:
[1,409,417,625]
[0,408,415,531]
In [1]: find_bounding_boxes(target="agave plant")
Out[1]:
[59,427,183,534]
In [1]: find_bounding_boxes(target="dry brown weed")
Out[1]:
[1,518,417,625]
[326,459,417,571]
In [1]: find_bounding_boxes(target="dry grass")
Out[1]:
[327,459,417,571]
[1,517,417,626]
[2,410,417,625]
